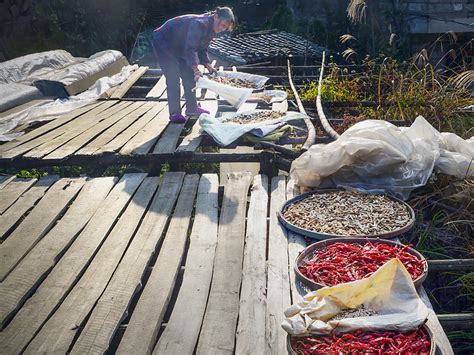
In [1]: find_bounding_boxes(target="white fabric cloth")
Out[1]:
[282,259,429,336]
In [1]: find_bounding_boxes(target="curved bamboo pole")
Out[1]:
[316,52,340,139]
[287,60,316,151]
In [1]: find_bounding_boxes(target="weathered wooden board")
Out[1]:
[197,172,252,355]
[153,174,219,355]
[70,173,185,354]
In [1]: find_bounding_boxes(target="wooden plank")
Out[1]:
[65,56,129,96]
[153,174,219,355]
[0,102,103,154]
[23,101,133,159]
[0,178,86,281]
[0,177,37,214]
[197,172,252,355]
[0,174,144,354]
[1,101,118,159]
[176,100,218,152]
[0,99,51,121]
[75,102,153,155]
[145,75,167,99]
[152,122,184,154]
[26,177,160,354]
[119,103,170,155]
[419,287,454,355]
[110,66,149,99]
[235,175,269,355]
[286,179,307,303]
[0,175,58,240]
[44,102,146,159]
[266,175,291,355]
[0,177,116,328]
[117,174,199,355]
[97,102,167,154]
[70,172,185,354]
[0,175,15,189]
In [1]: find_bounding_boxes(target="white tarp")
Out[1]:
[0,50,76,84]
[199,110,308,146]
[282,259,429,336]
[0,65,138,141]
[26,50,124,86]
[0,83,44,113]
[291,116,474,200]
[0,49,123,86]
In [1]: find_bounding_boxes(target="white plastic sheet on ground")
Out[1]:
[0,65,138,141]
[291,116,474,200]
[196,70,269,109]
[247,89,288,104]
[282,259,429,336]
[199,110,308,146]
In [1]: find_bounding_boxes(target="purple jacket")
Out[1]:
[153,14,215,68]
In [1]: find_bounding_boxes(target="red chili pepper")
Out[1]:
[300,242,425,286]
[290,327,431,354]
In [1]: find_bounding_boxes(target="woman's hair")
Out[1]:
[212,6,235,30]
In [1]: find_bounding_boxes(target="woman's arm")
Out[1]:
[184,19,204,68]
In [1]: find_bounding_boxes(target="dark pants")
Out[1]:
[153,45,198,115]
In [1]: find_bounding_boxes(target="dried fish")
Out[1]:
[209,75,257,89]
[249,92,273,103]
[223,110,284,124]
[282,191,411,236]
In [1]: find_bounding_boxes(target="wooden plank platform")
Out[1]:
[0,172,453,354]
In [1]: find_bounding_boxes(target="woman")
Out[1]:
[153,7,235,123]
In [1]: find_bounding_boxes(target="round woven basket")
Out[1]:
[286,324,436,355]
[295,237,428,290]
[278,189,415,240]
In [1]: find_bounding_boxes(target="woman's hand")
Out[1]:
[205,63,217,75]
[193,67,203,82]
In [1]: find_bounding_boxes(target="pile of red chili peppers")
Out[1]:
[290,328,431,354]
[299,241,425,286]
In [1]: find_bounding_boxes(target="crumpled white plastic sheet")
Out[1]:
[282,259,429,336]
[247,89,288,104]
[0,83,44,113]
[291,116,474,200]
[199,110,308,146]
[0,49,124,86]
[196,70,269,109]
[0,50,76,84]
[0,65,138,141]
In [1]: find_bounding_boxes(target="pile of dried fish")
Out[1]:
[223,111,284,124]
[282,191,411,236]
[249,92,273,103]
[328,305,378,321]
[209,75,257,89]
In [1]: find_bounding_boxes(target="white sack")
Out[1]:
[199,110,308,146]
[282,259,429,336]
[196,70,269,109]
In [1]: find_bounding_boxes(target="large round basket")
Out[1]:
[278,189,415,240]
[295,237,428,290]
[286,324,436,355]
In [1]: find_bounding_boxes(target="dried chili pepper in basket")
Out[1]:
[290,327,431,354]
[299,241,426,286]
